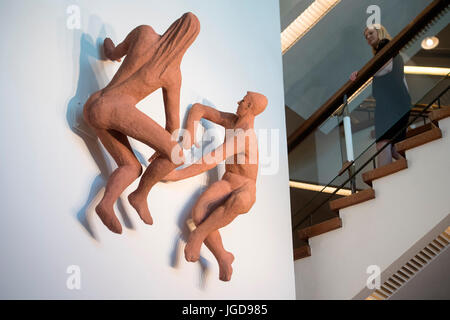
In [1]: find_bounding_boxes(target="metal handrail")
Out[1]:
[287,0,449,153]
[292,83,449,231]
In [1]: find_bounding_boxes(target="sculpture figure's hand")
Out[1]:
[148,151,160,163]
[181,130,195,150]
[182,103,202,149]
[104,38,122,62]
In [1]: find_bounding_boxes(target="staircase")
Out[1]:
[293,108,450,299]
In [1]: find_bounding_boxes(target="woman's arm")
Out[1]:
[374,58,393,77]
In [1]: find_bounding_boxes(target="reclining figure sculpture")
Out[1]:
[164,91,268,281]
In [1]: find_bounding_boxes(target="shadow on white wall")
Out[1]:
[66,15,140,240]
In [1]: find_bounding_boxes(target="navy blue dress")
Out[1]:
[372,39,411,143]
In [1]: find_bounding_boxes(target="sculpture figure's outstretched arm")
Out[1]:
[182,103,237,149]
[162,79,182,134]
[164,131,246,181]
[104,25,141,62]
[147,78,182,163]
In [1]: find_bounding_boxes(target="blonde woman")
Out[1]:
[350,24,411,167]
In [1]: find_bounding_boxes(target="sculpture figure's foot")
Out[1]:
[128,191,153,225]
[184,230,203,262]
[217,251,235,282]
[95,202,122,234]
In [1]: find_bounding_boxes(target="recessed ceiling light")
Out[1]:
[289,180,352,196]
[421,36,439,50]
[281,0,341,54]
[404,66,450,76]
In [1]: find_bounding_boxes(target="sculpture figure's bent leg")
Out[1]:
[127,156,180,225]
[190,179,236,281]
[185,178,256,280]
[84,93,183,226]
[93,128,142,234]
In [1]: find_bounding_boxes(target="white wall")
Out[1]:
[0,0,295,299]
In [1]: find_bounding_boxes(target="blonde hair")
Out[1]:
[364,24,392,55]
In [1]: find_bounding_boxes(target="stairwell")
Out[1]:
[293,108,450,299]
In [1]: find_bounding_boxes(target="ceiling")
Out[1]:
[412,23,450,67]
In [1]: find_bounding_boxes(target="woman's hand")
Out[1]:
[349,71,358,81]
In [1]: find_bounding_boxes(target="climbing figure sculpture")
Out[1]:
[83,13,200,233]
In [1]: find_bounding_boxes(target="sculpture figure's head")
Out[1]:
[158,12,200,63]
[236,91,268,117]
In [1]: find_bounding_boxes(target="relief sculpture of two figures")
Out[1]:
[82,12,267,282]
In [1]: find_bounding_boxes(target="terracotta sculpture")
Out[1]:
[164,92,268,281]
[83,12,200,234]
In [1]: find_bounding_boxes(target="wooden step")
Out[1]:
[395,127,442,153]
[297,217,342,241]
[374,289,389,299]
[293,244,311,260]
[429,106,450,122]
[329,189,375,212]
[405,122,435,139]
[362,158,408,187]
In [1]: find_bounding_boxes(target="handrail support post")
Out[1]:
[342,95,357,194]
